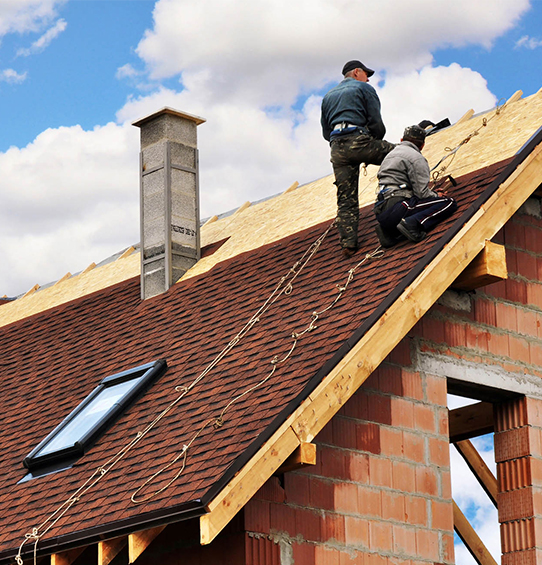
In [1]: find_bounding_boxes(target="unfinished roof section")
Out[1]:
[2,89,542,328]
[3,114,542,560]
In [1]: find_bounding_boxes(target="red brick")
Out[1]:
[391,397,414,429]
[244,499,271,533]
[254,476,286,503]
[358,488,382,517]
[292,542,316,565]
[386,338,412,366]
[334,482,359,514]
[505,221,526,249]
[517,309,539,337]
[381,490,405,521]
[495,427,530,462]
[402,431,425,464]
[392,524,417,556]
[415,466,438,496]
[401,369,424,400]
[310,478,335,510]
[526,397,542,428]
[318,420,334,444]
[344,515,369,546]
[314,545,340,565]
[245,535,280,565]
[414,403,436,433]
[322,513,346,544]
[422,316,445,344]
[285,473,310,506]
[392,460,416,493]
[529,342,542,367]
[437,407,449,436]
[509,335,530,363]
[498,488,535,522]
[269,503,296,535]
[369,520,393,552]
[379,427,403,458]
[378,364,402,396]
[465,324,489,352]
[320,446,348,479]
[507,278,528,304]
[342,390,369,420]
[444,321,466,347]
[415,528,439,561]
[496,302,518,332]
[357,422,381,455]
[429,437,450,468]
[441,469,452,499]
[442,532,455,563]
[405,495,428,526]
[474,299,497,326]
[525,224,542,254]
[516,250,538,280]
[425,375,447,406]
[431,500,453,531]
[487,331,510,357]
[526,282,542,309]
[367,394,392,426]
[369,457,392,488]
[347,452,370,484]
[333,417,358,450]
[295,507,323,542]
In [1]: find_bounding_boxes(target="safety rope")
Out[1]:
[130,245,383,504]
[16,217,365,563]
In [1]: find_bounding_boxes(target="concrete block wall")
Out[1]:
[243,341,454,565]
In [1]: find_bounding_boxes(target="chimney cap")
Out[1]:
[132,107,206,128]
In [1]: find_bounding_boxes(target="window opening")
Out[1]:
[23,360,167,477]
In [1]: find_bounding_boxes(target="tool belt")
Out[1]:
[374,184,412,216]
[330,123,370,138]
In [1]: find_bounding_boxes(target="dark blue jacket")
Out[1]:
[321,78,386,142]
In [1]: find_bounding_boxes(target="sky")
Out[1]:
[1,0,541,561]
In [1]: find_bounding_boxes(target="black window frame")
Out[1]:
[23,359,167,475]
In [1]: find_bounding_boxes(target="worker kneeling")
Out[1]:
[374,125,457,247]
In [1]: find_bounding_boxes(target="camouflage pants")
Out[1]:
[330,132,395,249]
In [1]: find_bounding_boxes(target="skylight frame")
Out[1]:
[23,359,167,475]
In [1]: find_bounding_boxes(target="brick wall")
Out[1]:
[244,342,453,565]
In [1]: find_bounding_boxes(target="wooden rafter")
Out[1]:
[449,402,494,443]
[199,139,542,545]
[50,547,85,565]
[98,537,127,565]
[452,240,507,290]
[453,500,498,565]
[128,526,166,564]
[275,442,316,474]
[454,439,498,507]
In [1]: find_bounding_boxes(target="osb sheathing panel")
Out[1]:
[2,89,542,329]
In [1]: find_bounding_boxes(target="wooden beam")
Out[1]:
[51,547,85,565]
[234,201,251,215]
[98,537,127,565]
[507,90,523,105]
[453,500,498,565]
[23,284,40,298]
[283,181,299,194]
[275,442,316,474]
[456,109,475,125]
[200,139,542,545]
[128,526,165,564]
[117,247,135,260]
[81,262,96,275]
[54,272,72,286]
[454,439,498,507]
[452,240,507,290]
[449,402,494,443]
[203,215,218,226]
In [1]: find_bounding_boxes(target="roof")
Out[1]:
[3,113,542,558]
[2,88,542,328]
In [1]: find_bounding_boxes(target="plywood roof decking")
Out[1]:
[2,89,542,330]
[1,155,526,562]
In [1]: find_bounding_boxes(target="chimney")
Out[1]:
[133,108,206,300]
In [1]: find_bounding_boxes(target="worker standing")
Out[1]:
[374,125,457,247]
[321,60,395,257]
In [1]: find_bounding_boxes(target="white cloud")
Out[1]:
[0,68,27,84]
[0,0,65,37]
[0,122,140,296]
[516,35,542,49]
[116,63,142,80]
[16,17,66,56]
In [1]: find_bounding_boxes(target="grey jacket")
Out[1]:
[377,140,436,199]
[321,78,386,142]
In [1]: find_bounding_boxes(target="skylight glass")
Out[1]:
[23,360,167,475]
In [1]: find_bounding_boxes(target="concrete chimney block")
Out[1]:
[133,107,206,300]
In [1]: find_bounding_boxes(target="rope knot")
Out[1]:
[271,355,279,365]
[213,418,224,429]
[292,332,299,339]
[284,284,293,295]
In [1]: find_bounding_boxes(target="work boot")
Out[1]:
[342,245,358,258]
[397,218,426,243]
[375,224,397,248]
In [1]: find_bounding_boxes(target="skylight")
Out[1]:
[23,360,167,476]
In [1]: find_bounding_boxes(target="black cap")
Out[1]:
[342,60,375,77]
[403,125,427,143]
